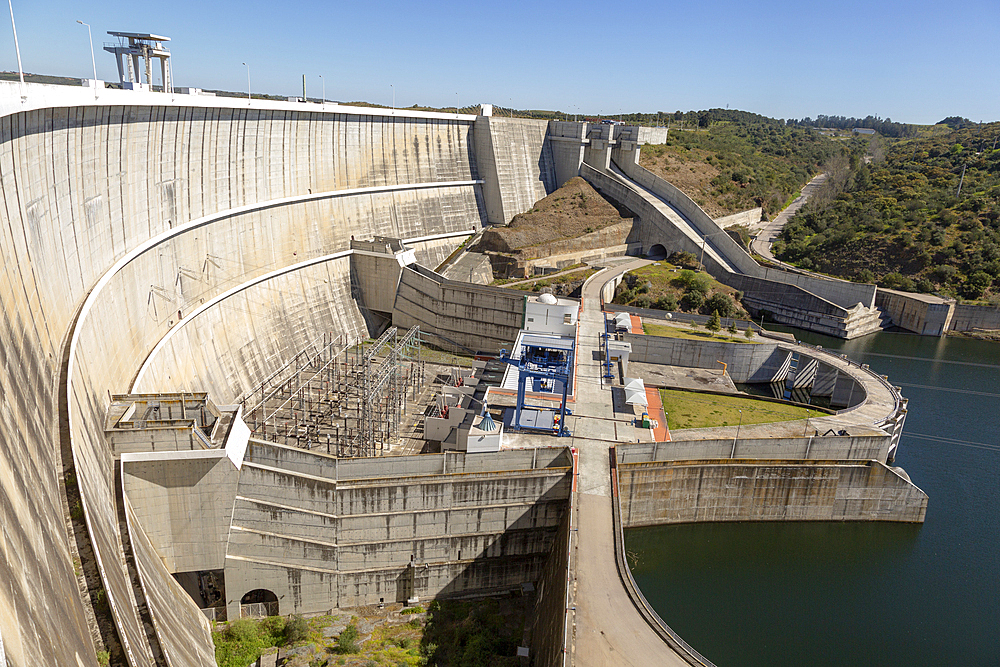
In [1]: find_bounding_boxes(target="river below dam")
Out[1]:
[625,328,1000,666]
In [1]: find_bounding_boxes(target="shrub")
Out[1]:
[680,291,704,311]
[654,295,678,311]
[879,272,915,291]
[284,615,309,644]
[676,269,712,294]
[335,624,360,654]
[702,292,738,318]
[668,251,700,269]
[963,271,993,299]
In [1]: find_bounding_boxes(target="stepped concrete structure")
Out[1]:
[0,81,926,667]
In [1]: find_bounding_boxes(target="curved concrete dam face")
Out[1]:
[0,83,552,667]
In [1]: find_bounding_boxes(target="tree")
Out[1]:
[680,291,705,311]
[964,271,993,299]
[703,292,738,318]
[728,322,739,335]
[706,310,721,333]
[744,327,756,340]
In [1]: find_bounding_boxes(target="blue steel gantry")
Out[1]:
[497,334,574,437]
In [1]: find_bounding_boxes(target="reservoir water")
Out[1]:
[625,329,1000,666]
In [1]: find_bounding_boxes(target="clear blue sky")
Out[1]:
[4,0,998,124]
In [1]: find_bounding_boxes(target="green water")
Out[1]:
[626,330,1000,666]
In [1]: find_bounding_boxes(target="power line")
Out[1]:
[894,382,1000,398]
[904,432,1000,453]
[852,351,1000,370]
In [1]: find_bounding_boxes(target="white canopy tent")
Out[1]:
[623,377,648,407]
[613,311,632,333]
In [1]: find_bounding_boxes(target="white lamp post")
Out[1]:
[242,62,250,104]
[318,75,324,107]
[390,84,394,111]
[7,0,25,100]
[76,20,97,99]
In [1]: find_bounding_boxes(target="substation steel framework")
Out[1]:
[241,326,424,457]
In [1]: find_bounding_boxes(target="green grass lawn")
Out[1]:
[643,322,761,343]
[660,389,826,430]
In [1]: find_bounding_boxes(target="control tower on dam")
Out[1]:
[0,81,922,667]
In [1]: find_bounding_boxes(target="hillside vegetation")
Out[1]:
[612,259,749,319]
[639,121,839,218]
[774,122,1000,302]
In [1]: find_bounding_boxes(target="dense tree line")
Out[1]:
[773,123,1000,302]
[787,115,918,138]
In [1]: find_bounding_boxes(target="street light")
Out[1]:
[241,62,250,104]
[318,75,324,107]
[76,20,97,99]
[7,0,25,99]
[390,84,394,111]
[456,92,459,115]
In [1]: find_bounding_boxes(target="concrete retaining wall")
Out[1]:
[875,289,954,335]
[618,459,927,525]
[623,335,869,409]
[526,509,571,667]
[949,303,1000,332]
[223,442,572,618]
[716,208,763,228]
[636,126,670,145]
[624,334,782,383]
[617,435,890,464]
[124,496,216,667]
[122,451,240,573]
[393,265,527,353]
[584,161,876,337]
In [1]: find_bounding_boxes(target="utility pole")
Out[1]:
[957,163,967,197]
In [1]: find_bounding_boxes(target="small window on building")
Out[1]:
[527,317,534,322]
[564,314,573,324]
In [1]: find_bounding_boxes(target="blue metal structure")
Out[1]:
[497,336,574,437]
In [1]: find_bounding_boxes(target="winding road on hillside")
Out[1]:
[751,173,828,263]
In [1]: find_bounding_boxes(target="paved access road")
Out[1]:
[566,260,693,667]
[751,173,827,264]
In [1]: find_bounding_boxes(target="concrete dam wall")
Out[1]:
[224,442,572,620]
[616,458,928,525]
[0,83,557,667]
